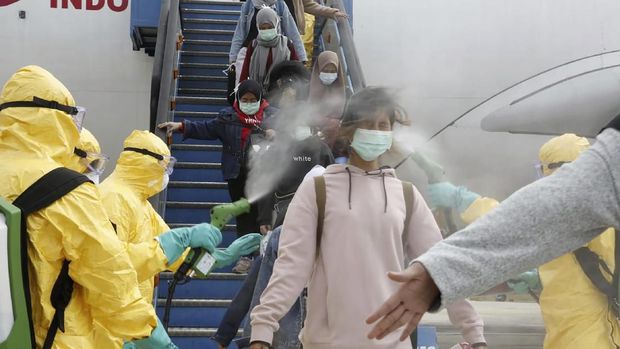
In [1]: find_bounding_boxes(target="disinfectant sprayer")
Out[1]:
[163,198,251,329]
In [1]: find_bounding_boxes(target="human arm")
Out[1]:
[250,178,318,345]
[230,2,251,63]
[301,0,344,19]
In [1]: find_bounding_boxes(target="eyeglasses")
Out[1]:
[0,96,86,131]
[74,148,109,174]
[534,161,570,178]
[124,147,177,175]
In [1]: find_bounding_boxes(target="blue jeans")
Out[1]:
[212,256,262,346]
[242,226,305,349]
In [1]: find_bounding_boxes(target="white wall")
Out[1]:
[353,0,620,200]
[0,1,153,177]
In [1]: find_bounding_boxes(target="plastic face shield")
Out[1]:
[534,161,570,178]
[0,97,86,131]
[123,147,177,175]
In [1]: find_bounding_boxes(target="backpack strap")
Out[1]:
[614,229,620,317]
[573,246,618,316]
[12,167,91,349]
[402,181,414,231]
[314,176,326,258]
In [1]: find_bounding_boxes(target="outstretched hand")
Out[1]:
[366,263,440,341]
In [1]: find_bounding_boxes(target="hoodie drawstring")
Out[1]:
[382,172,388,213]
[345,167,352,210]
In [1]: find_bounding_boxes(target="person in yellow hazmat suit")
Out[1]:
[66,127,109,184]
[428,133,620,348]
[0,65,233,349]
[0,66,160,348]
[99,130,183,303]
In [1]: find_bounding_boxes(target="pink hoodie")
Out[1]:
[250,164,485,349]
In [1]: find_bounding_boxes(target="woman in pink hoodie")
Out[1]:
[249,87,487,349]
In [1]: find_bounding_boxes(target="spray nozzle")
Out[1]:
[210,198,251,231]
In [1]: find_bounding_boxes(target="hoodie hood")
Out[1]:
[104,130,171,199]
[0,65,78,166]
[324,164,397,213]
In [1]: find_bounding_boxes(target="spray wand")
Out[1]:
[163,198,251,329]
[395,151,458,236]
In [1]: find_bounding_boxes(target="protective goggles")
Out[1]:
[0,96,86,131]
[74,148,109,175]
[534,161,570,178]
[124,147,176,175]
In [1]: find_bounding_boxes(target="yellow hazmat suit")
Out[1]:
[460,134,620,348]
[0,66,156,348]
[99,130,173,303]
[66,128,101,173]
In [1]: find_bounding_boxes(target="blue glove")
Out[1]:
[212,233,262,269]
[158,223,222,265]
[124,318,178,349]
[507,269,541,294]
[427,182,480,213]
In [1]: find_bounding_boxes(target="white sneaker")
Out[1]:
[232,256,252,274]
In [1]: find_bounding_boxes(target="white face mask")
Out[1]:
[161,173,170,191]
[294,126,312,141]
[319,72,338,85]
[258,28,278,42]
[240,101,261,115]
[85,172,100,185]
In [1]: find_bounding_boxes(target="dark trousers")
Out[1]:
[212,256,262,346]
[227,167,260,237]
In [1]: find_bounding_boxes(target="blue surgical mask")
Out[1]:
[240,101,261,115]
[350,128,393,161]
[319,72,338,85]
[258,28,278,41]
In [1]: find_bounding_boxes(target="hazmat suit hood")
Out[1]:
[107,130,172,199]
[538,133,590,176]
[0,65,78,165]
[66,127,101,173]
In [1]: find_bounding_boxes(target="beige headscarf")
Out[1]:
[309,51,346,119]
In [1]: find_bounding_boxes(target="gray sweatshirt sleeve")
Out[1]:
[416,128,620,307]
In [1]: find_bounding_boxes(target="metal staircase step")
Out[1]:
[172,143,223,151]
[183,18,238,26]
[169,181,228,189]
[181,0,243,6]
[174,111,221,118]
[181,8,241,16]
[181,50,229,58]
[176,96,228,105]
[161,271,246,281]
[168,327,241,337]
[184,39,232,47]
[179,74,227,81]
[178,88,228,97]
[175,161,222,169]
[183,28,235,41]
[180,62,229,69]
[157,299,232,307]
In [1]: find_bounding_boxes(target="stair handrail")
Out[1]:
[321,0,366,92]
[150,0,183,132]
[150,0,183,218]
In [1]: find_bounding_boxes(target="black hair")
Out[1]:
[340,87,402,128]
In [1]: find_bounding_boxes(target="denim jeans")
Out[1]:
[242,226,305,349]
[212,256,262,346]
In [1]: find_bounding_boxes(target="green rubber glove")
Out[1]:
[158,223,222,265]
[124,318,178,349]
[428,181,480,213]
[507,269,541,294]
[212,233,262,269]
